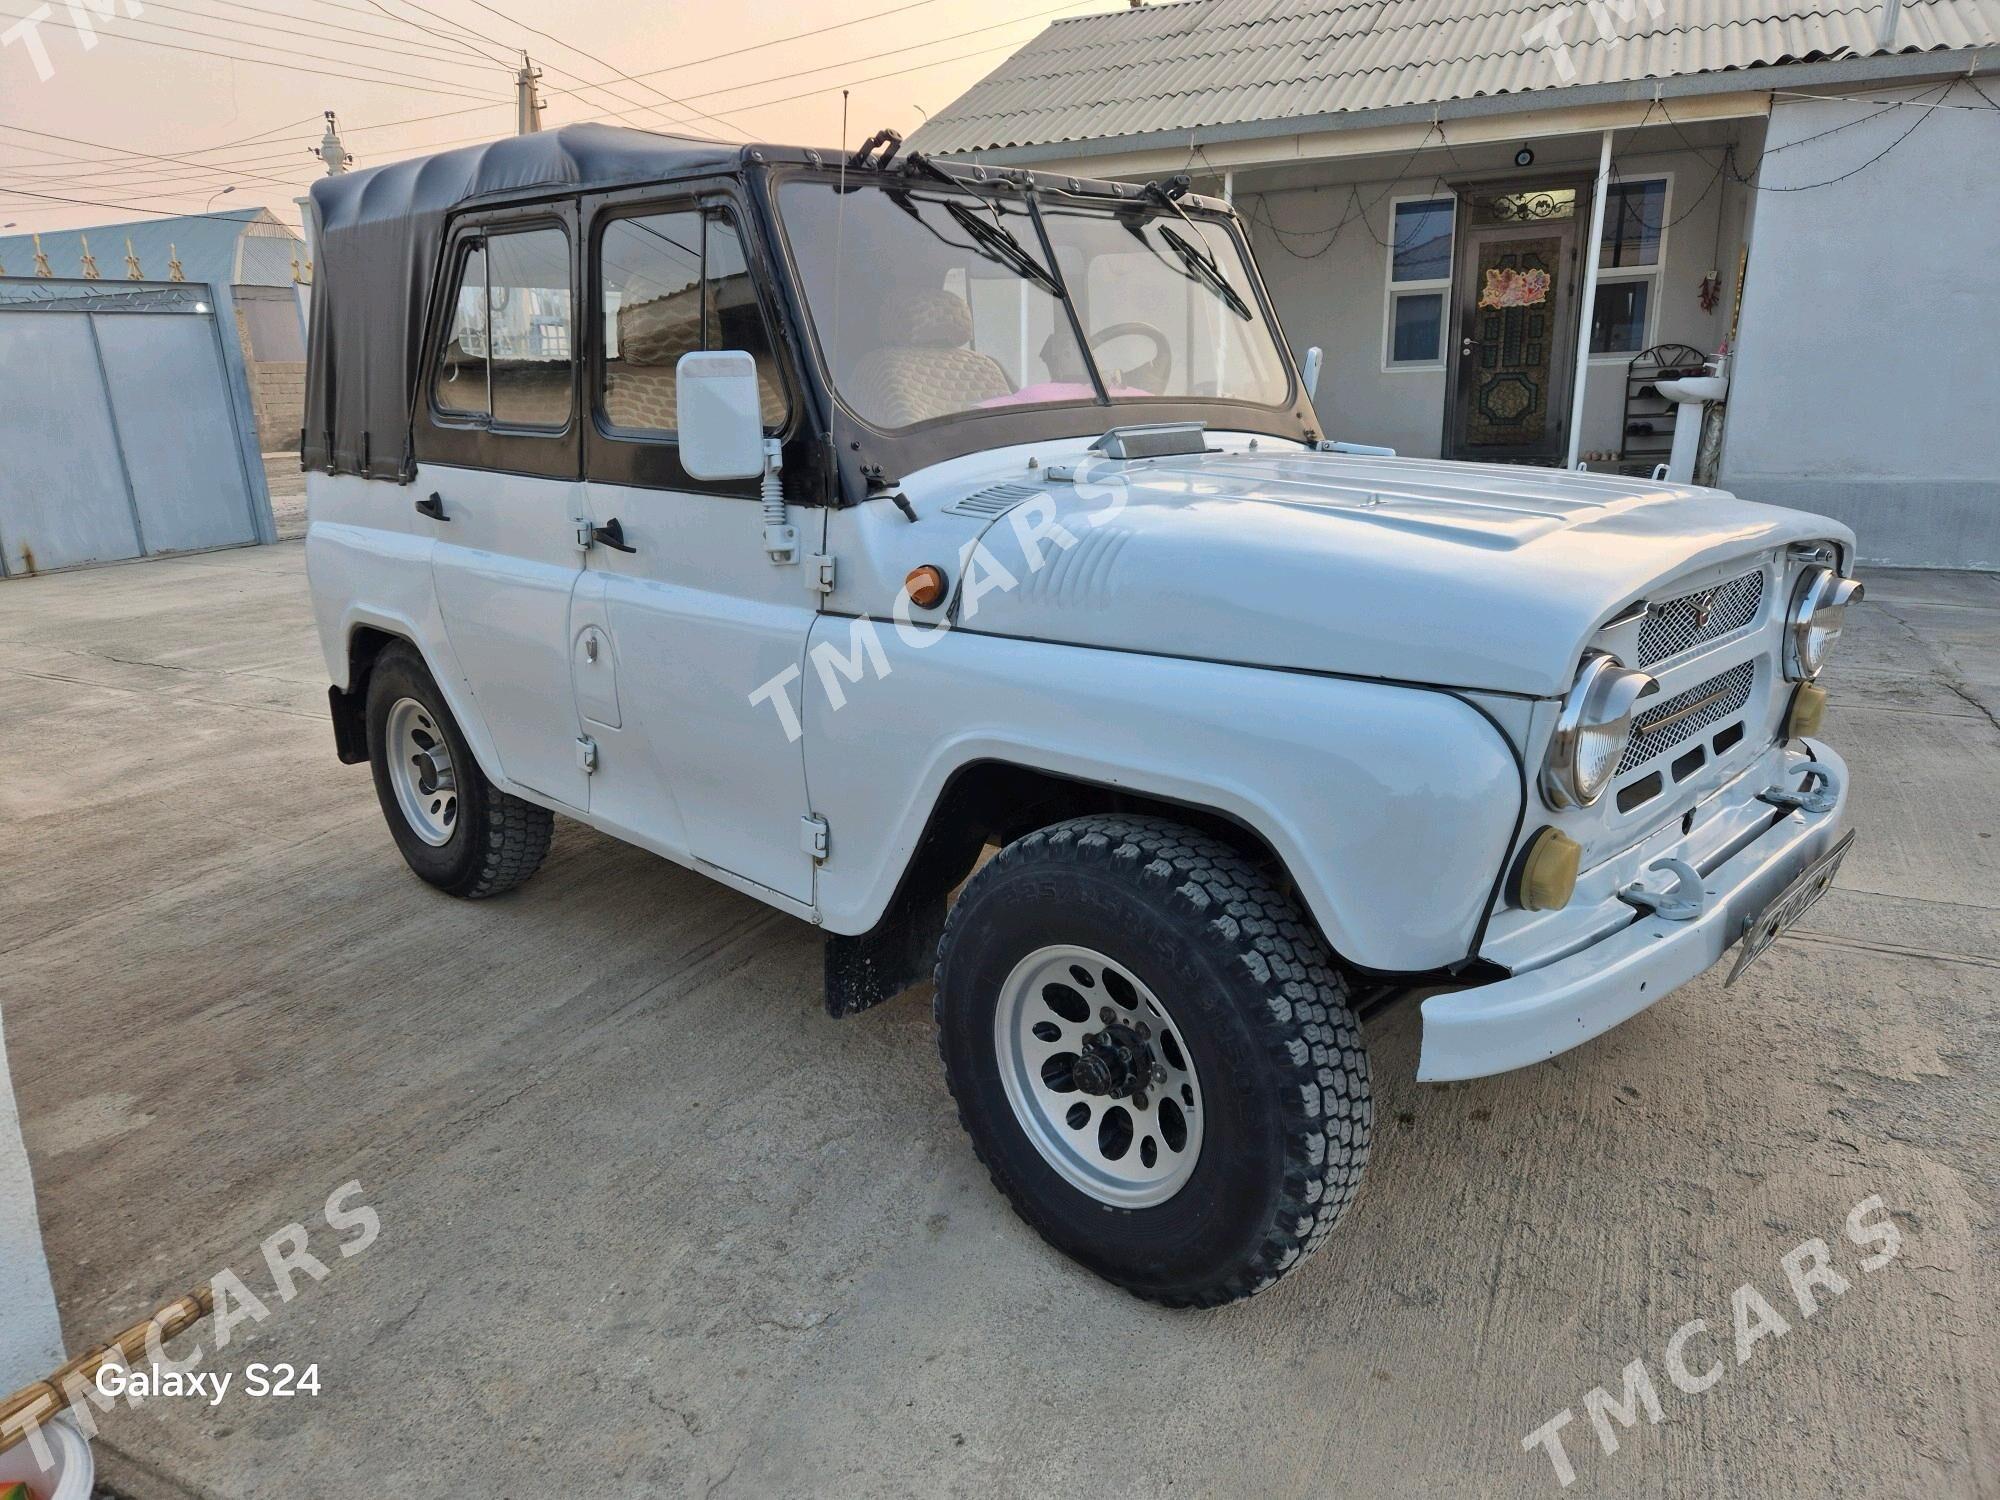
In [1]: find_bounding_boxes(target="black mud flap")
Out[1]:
[822,818,986,1018]
[328,684,368,764]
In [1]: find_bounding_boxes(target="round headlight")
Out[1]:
[1541,654,1658,809]
[1785,566,1863,681]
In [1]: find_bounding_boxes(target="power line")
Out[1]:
[125,0,512,76]
[0,121,314,192]
[670,1,1102,107]
[355,0,515,66]
[438,0,750,139]
[0,6,510,98]
[0,182,304,229]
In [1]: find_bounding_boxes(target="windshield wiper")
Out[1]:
[942,199,1063,299]
[1157,223,1252,321]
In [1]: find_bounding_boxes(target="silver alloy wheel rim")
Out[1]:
[385,696,458,847]
[994,944,1204,1208]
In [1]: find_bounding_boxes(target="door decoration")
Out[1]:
[1478,266,1550,310]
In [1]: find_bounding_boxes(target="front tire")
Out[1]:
[364,643,553,898]
[934,815,1371,1307]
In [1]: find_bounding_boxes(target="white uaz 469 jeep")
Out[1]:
[304,126,1860,1306]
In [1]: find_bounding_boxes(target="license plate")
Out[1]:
[1725,829,1856,985]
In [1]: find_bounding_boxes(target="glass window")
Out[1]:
[598,207,787,435]
[1600,180,1666,268]
[432,242,488,417]
[775,180,1294,430]
[486,228,572,428]
[1391,198,1455,283]
[1472,188,1576,226]
[1056,207,1290,405]
[1390,291,1444,364]
[1590,278,1651,354]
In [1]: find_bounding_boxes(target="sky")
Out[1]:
[0,0,1121,236]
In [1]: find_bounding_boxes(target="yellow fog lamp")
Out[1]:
[1514,827,1582,911]
[1785,681,1828,740]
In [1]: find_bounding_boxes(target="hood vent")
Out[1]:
[945,482,1042,519]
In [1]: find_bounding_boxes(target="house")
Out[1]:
[0,207,309,451]
[909,0,2000,567]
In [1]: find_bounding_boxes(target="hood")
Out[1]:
[947,449,1853,697]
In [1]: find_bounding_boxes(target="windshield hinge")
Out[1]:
[807,554,836,596]
[800,814,830,863]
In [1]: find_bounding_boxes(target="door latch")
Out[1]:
[807,555,836,597]
[576,736,598,774]
[800,814,829,863]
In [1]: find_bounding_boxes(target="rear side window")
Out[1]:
[433,243,488,417]
[430,226,574,429]
[599,207,787,436]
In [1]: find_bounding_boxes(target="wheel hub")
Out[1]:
[1071,1023,1152,1099]
[383,696,458,847]
[993,944,1204,1208]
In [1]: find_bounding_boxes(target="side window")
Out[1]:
[433,242,488,417]
[598,206,787,437]
[430,228,573,428]
[487,228,573,428]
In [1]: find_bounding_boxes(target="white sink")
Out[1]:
[1656,373,1729,404]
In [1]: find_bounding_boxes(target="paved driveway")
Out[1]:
[0,546,1993,1499]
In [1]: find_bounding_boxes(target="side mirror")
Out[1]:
[676,350,766,480]
[1301,345,1323,402]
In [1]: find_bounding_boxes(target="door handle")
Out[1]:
[590,517,637,554]
[1461,337,1475,357]
[415,493,448,522]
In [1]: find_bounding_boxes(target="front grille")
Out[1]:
[1637,570,1765,666]
[1618,660,1756,774]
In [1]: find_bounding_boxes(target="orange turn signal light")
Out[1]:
[904,565,948,610]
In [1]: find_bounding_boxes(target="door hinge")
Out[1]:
[800,814,829,863]
[807,554,836,596]
[576,735,598,774]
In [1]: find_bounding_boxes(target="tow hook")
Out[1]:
[1758,763,1840,815]
[1619,856,1708,921]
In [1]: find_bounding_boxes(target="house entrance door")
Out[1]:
[1443,185,1585,465]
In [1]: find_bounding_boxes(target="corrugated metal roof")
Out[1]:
[909,0,1999,154]
[0,207,302,287]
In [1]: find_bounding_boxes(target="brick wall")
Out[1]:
[248,360,306,452]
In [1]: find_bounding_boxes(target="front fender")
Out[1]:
[803,624,1523,973]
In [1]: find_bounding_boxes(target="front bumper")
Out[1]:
[1417,741,1849,1081]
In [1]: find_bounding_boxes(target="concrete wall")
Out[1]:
[233,285,307,451]
[1720,78,2000,568]
[1235,129,1752,462]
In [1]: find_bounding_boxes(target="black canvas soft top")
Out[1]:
[302,123,742,480]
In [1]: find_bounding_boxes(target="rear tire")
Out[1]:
[364,643,553,898]
[934,814,1370,1307]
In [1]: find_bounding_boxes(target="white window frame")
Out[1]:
[1381,191,1456,373]
[1589,171,1672,364]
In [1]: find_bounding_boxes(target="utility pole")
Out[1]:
[515,53,544,135]
[313,111,351,175]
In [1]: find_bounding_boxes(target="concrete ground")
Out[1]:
[0,545,1993,1499]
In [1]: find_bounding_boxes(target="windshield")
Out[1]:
[775,178,1293,431]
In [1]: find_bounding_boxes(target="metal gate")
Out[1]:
[0,278,273,577]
